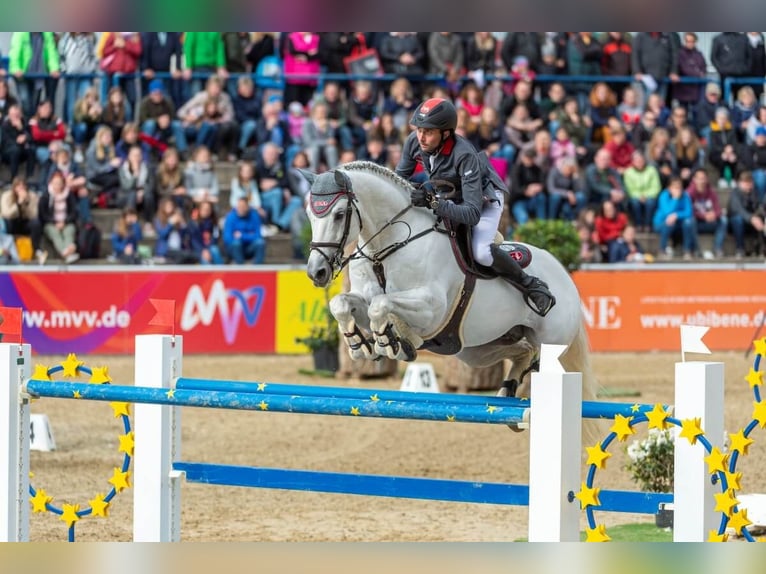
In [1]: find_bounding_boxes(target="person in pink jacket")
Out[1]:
[283,33,320,106]
[100,32,142,107]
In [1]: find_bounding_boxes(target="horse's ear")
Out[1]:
[297,168,316,186]
[334,170,350,190]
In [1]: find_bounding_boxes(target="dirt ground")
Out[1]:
[25,350,765,542]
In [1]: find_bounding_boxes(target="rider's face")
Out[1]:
[417,128,444,154]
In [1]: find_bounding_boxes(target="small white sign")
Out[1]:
[30,413,56,452]
[400,363,439,393]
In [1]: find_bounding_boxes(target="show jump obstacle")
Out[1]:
[2,333,763,542]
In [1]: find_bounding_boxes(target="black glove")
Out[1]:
[411,183,436,208]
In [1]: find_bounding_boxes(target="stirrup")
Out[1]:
[523,284,556,317]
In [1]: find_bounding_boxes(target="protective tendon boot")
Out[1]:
[489,244,556,316]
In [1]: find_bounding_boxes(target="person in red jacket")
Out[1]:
[603,125,635,174]
[28,99,66,167]
[100,32,142,107]
[594,198,628,262]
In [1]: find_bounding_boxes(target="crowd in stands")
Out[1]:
[1,31,766,266]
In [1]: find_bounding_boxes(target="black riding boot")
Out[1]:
[489,244,556,316]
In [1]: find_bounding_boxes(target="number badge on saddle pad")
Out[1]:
[497,242,532,269]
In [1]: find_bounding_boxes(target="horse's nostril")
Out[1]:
[315,267,328,282]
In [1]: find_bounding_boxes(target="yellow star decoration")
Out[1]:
[166,389,176,399]
[575,482,601,509]
[729,429,754,455]
[88,366,112,385]
[753,401,766,428]
[585,524,611,542]
[88,494,110,518]
[724,470,743,491]
[30,489,53,513]
[446,415,456,422]
[60,353,84,377]
[754,338,766,357]
[728,508,753,535]
[108,468,130,492]
[72,390,82,399]
[110,402,131,418]
[679,418,704,445]
[610,414,635,442]
[31,364,51,381]
[630,404,641,413]
[708,530,729,542]
[350,406,360,416]
[704,447,729,475]
[118,432,135,457]
[487,405,498,414]
[370,394,380,402]
[257,382,267,391]
[585,444,612,470]
[60,504,80,528]
[745,368,764,389]
[714,490,739,517]
[646,404,671,430]
[258,400,268,411]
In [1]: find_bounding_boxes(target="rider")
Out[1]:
[395,97,555,316]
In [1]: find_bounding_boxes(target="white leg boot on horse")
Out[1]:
[330,292,378,361]
[489,244,556,317]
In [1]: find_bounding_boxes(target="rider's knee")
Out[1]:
[473,244,493,267]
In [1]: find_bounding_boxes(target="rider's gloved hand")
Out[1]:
[411,182,437,209]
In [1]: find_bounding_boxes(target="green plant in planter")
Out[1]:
[513,219,581,272]
[294,285,340,352]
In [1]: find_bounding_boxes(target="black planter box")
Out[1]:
[312,346,339,373]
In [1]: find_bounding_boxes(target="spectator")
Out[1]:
[611,224,650,263]
[140,32,185,109]
[8,32,60,118]
[382,77,417,131]
[0,225,21,264]
[0,177,43,264]
[539,82,567,130]
[177,74,236,156]
[347,80,380,151]
[85,125,122,208]
[708,107,741,185]
[503,104,538,158]
[509,147,546,227]
[547,156,586,221]
[603,125,635,173]
[474,107,505,160]
[557,97,591,158]
[465,32,497,84]
[223,196,266,264]
[372,112,403,146]
[585,147,625,207]
[282,32,321,106]
[508,56,536,95]
[255,142,299,232]
[646,127,674,188]
[601,32,632,96]
[616,86,642,133]
[47,144,89,223]
[674,33,707,118]
[184,145,219,205]
[246,33,277,73]
[0,79,18,122]
[138,79,188,156]
[100,32,142,106]
[28,99,66,167]
[746,126,766,201]
[501,32,541,72]
[653,176,695,259]
[57,32,98,124]
[287,151,313,259]
[38,171,79,264]
[729,170,766,258]
[156,147,192,214]
[115,122,151,163]
[427,32,464,84]
[632,110,657,151]
[671,126,705,187]
[153,197,200,264]
[732,86,758,141]
[71,86,102,159]
[230,161,267,221]
[576,221,601,263]
[746,105,766,145]
[541,32,569,75]
[194,199,224,264]
[687,168,728,259]
[182,32,228,96]
[711,32,751,93]
[456,82,484,126]
[102,85,131,143]
[566,32,603,112]
[588,82,617,145]
[379,32,426,77]
[358,134,387,165]
[523,128,553,174]
[222,32,251,91]
[594,199,629,262]
[1,104,35,180]
[231,75,261,156]
[118,144,156,232]
[694,82,725,140]
[500,79,542,126]
[313,81,352,150]
[645,92,670,130]
[110,207,143,264]
[302,101,339,171]
[747,33,766,102]
[623,150,661,231]
[631,32,679,103]
[550,125,577,167]
[666,105,689,139]
[318,33,361,80]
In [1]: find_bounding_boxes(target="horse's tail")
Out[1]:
[560,318,603,447]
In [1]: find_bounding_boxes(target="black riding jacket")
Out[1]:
[396,131,508,226]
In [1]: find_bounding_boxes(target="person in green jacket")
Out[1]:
[182,32,229,99]
[8,32,60,117]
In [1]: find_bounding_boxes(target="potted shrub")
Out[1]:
[513,219,582,271]
[295,286,340,373]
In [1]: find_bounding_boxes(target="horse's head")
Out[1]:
[302,168,361,287]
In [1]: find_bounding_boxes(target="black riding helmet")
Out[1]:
[410,97,458,131]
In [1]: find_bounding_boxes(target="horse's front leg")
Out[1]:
[329,292,379,361]
[368,288,448,361]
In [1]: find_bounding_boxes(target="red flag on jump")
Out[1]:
[148,299,176,336]
[0,306,23,342]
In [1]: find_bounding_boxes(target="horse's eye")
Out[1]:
[333,210,346,221]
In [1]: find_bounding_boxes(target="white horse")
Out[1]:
[302,161,598,405]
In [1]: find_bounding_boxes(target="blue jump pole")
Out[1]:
[174,377,662,421]
[25,380,527,426]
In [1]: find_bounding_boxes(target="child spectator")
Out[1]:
[286,101,307,146]
[653,176,695,260]
[359,134,387,166]
[550,125,577,167]
[0,177,43,263]
[85,125,122,208]
[38,171,80,264]
[184,145,219,205]
[118,144,156,233]
[611,224,650,263]
[729,170,766,258]
[623,150,661,232]
[111,207,142,264]
[47,144,89,223]
[153,197,200,264]
[594,199,629,262]
[230,161,268,223]
[223,196,266,264]
[616,86,642,133]
[194,200,224,264]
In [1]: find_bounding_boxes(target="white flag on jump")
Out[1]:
[680,324,712,355]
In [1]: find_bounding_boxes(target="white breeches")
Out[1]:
[471,195,504,267]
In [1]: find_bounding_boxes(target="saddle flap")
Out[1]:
[445,221,532,277]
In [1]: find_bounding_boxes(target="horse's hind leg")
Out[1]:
[330,293,378,361]
[498,341,538,399]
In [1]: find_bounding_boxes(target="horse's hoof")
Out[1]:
[506,422,526,433]
[501,379,519,397]
[399,339,417,362]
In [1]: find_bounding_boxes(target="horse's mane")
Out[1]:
[341,161,416,195]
